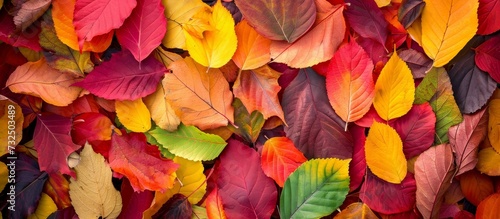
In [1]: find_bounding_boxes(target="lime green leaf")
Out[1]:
[280,158,351,219]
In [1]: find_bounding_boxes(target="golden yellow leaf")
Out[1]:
[477,147,500,176]
[115,99,151,132]
[5,59,83,106]
[161,0,209,49]
[183,7,214,39]
[69,144,122,219]
[373,52,414,121]
[489,99,500,153]
[407,17,422,46]
[28,193,57,219]
[0,162,7,191]
[333,202,378,219]
[18,47,42,62]
[232,19,271,70]
[0,96,23,156]
[154,47,183,67]
[184,0,237,68]
[365,121,407,184]
[374,0,390,7]
[143,84,180,132]
[421,0,478,67]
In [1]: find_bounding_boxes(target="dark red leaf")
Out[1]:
[453,210,474,219]
[356,37,389,65]
[344,0,388,48]
[216,139,277,219]
[477,0,500,35]
[118,178,154,219]
[354,105,384,128]
[397,0,425,29]
[475,36,500,84]
[348,124,366,192]
[152,194,191,219]
[47,206,78,219]
[0,11,42,51]
[71,112,113,145]
[397,48,433,78]
[43,95,100,117]
[282,68,353,159]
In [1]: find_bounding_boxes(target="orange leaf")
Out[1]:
[459,169,494,206]
[206,189,227,219]
[365,121,407,184]
[163,57,234,130]
[232,19,271,70]
[5,58,83,106]
[334,202,378,219]
[326,40,374,129]
[476,193,500,219]
[233,65,284,121]
[261,137,307,187]
[270,0,346,68]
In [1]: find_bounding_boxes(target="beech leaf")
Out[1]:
[344,0,388,48]
[459,169,495,206]
[334,203,378,219]
[143,83,181,132]
[227,98,265,144]
[161,0,208,49]
[477,0,500,35]
[476,193,500,218]
[477,147,500,176]
[0,96,23,156]
[475,36,500,84]
[13,0,51,31]
[261,137,307,187]
[489,99,500,153]
[232,19,271,70]
[115,98,152,133]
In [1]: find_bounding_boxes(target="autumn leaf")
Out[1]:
[69,144,122,219]
[397,48,433,78]
[205,189,227,219]
[421,0,478,67]
[71,112,113,145]
[475,36,500,84]
[489,99,500,153]
[373,52,414,121]
[0,96,23,156]
[477,193,500,218]
[261,137,307,187]
[0,162,7,192]
[344,0,388,49]
[115,98,152,133]
[143,83,181,132]
[227,98,265,144]
[477,147,500,176]
[28,193,57,219]
[161,0,208,49]
[232,19,271,70]
[334,202,378,219]
[12,0,51,31]
[459,169,494,206]
[477,0,500,35]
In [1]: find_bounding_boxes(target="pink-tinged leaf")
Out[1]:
[354,105,385,128]
[397,48,433,78]
[439,204,461,219]
[12,0,51,31]
[415,144,455,219]
[109,132,179,192]
[475,36,500,84]
[477,0,500,35]
[0,12,41,51]
[117,178,154,219]
[390,103,435,159]
[261,137,307,187]
[282,68,354,159]
[73,0,136,48]
[216,139,277,219]
[344,0,389,49]
[73,50,166,100]
[326,40,374,127]
[360,171,417,214]
[116,0,166,62]
[448,108,488,176]
[34,114,82,177]
[349,124,367,192]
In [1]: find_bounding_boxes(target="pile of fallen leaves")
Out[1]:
[1,0,499,218]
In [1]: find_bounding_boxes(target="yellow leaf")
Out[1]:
[421,0,478,67]
[183,7,214,39]
[184,0,237,68]
[161,0,209,49]
[0,96,23,156]
[154,47,183,67]
[115,99,151,132]
[407,17,422,46]
[143,84,180,132]
[365,121,407,184]
[489,99,500,153]
[374,0,390,7]
[373,52,414,121]
[333,202,378,219]
[232,19,271,70]
[28,193,57,219]
[69,144,122,219]
[18,47,43,62]
[477,147,500,176]
[0,162,7,191]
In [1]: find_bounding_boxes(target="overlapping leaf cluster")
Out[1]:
[0,0,499,218]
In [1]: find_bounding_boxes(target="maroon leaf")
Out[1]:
[117,178,154,219]
[152,194,192,219]
[448,108,488,176]
[216,139,277,219]
[349,124,367,192]
[477,0,500,35]
[475,36,500,84]
[34,113,82,177]
[12,0,51,31]
[282,68,353,159]
[397,0,425,29]
[344,0,389,49]
[116,0,166,62]
[360,170,417,214]
[448,50,496,114]
[73,50,166,100]
[415,144,455,219]
[398,48,433,78]
[356,37,388,65]
[47,206,78,219]
[390,103,435,159]
[0,12,42,51]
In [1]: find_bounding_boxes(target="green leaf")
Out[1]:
[280,158,350,219]
[227,98,265,144]
[414,67,462,144]
[149,124,227,161]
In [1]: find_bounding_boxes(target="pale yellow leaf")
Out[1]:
[143,84,180,132]
[69,144,122,219]
[115,99,151,132]
[28,193,57,219]
[421,0,478,67]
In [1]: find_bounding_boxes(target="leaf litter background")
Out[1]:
[0,0,500,218]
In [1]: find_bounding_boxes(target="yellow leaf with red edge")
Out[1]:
[421,0,478,67]
[365,121,407,184]
[232,19,271,70]
[373,52,414,121]
[184,0,237,68]
[28,193,57,219]
[115,99,151,132]
[5,59,83,107]
[206,189,227,219]
[261,137,307,187]
[477,147,500,176]
[143,84,181,132]
[489,99,500,153]
[270,0,346,68]
[52,0,113,52]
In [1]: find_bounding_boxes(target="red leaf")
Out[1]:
[116,0,166,62]
[475,36,500,84]
[344,0,389,48]
[415,144,455,219]
[34,113,82,177]
[205,189,227,219]
[390,103,435,159]
[152,194,192,219]
[454,210,474,219]
[44,173,71,209]
[359,170,416,214]
[282,68,353,159]
[43,95,100,117]
[216,139,277,219]
[73,0,136,49]
[349,124,366,192]
[354,105,384,127]
[0,12,42,51]
[109,132,179,192]
[459,169,495,206]
[261,137,307,187]
[477,0,500,35]
[356,37,389,65]
[73,50,166,100]
[448,108,488,176]
[118,178,154,219]
[71,112,113,145]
